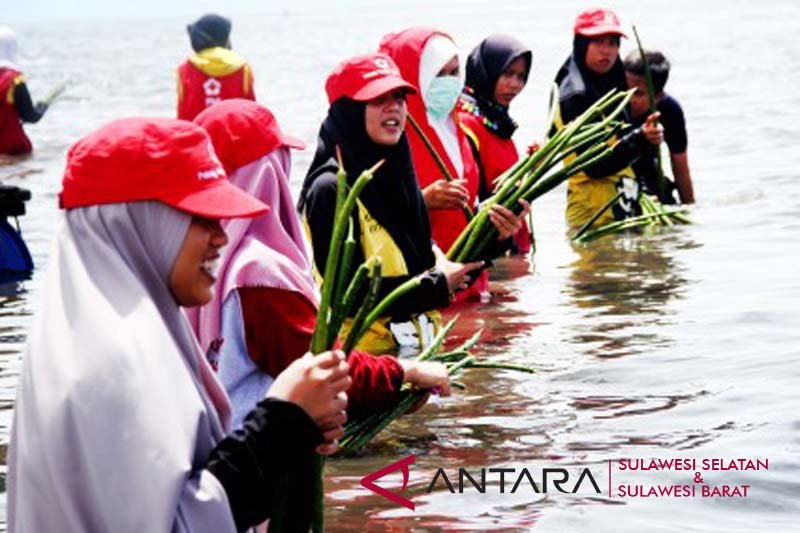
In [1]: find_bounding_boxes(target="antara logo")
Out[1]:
[361,455,603,510]
[360,454,416,510]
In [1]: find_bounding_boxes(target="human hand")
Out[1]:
[423,179,470,210]
[642,112,664,146]
[489,200,531,240]
[437,256,484,294]
[400,360,452,395]
[267,350,350,454]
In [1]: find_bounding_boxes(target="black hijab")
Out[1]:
[298,98,436,274]
[554,35,629,124]
[187,14,231,53]
[463,34,532,140]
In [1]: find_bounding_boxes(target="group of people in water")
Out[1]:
[5,7,696,532]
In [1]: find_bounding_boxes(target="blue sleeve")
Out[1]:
[216,290,275,431]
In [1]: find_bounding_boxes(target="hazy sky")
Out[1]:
[5,0,348,23]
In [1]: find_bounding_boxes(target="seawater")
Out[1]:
[2,1,799,530]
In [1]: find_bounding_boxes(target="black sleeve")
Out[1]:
[482,235,513,260]
[305,172,450,319]
[660,98,688,154]
[580,126,648,178]
[559,93,648,179]
[304,172,340,277]
[13,83,47,123]
[367,268,450,320]
[562,90,598,125]
[205,398,322,532]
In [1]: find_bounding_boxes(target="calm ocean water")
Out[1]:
[2,0,799,530]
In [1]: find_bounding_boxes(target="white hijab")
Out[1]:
[419,34,464,178]
[8,201,237,533]
[0,26,20,70]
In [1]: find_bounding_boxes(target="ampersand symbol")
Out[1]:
[694,472,704,483]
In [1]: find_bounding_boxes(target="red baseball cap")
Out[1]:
[194,99,305,174]
[325,52,417,105]
[59,117,269,219]
[574,7,627,38]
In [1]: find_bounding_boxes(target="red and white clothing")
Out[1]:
[0,68,31,155]
[459,110,531,254]
[176,47,255,121]
[186,133,404,427]
[379,28,488,300]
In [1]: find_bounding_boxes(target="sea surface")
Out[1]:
[2,0,799,531]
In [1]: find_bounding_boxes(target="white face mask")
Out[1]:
[425,75,463,121]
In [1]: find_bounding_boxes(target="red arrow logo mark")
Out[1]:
[360,454,416,510]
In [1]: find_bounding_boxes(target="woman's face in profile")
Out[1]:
[365,89,407,146]
[168,216,228,307]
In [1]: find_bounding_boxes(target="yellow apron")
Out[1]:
[553,103,639,229]
[305,200,441,354]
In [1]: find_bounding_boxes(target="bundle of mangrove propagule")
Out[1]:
[571,193,690,244]
[569,25,692,245]
[447,85,635,263]
[275,148,437,533]
[339,318,534,454]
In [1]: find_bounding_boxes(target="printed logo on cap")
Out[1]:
[363,57,400,80]
[197,141,226,181]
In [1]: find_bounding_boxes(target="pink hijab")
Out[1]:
[189,100,315,352]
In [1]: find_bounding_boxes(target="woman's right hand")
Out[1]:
[267,350,350,455]
[423,179,470,210]
[438,256,485,294]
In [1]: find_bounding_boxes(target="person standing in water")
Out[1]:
[0,26,48,156]
[625,49,695,205]
[191,98,452,425]
[8,118,349,532]
[460,34,534,255]
[552,8,663,229]
[300,53,483,353]
[379,27,529,302]
[176,14,255,121]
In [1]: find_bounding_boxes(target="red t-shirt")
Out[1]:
[237,286,405,417]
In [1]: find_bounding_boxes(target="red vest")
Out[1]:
[176,61,254,121]
[459,111,531,254]
[0,68,33,155]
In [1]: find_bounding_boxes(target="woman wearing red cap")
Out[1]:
[8,118,348,532]
[553,7,663,229]
[191,99,452,429]
[459,34,534,255]
[299,53,483,354]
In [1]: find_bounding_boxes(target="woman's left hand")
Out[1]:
[489,199,531,240]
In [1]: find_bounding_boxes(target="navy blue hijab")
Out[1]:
[463,34,531,139]
[187,14,232,52]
